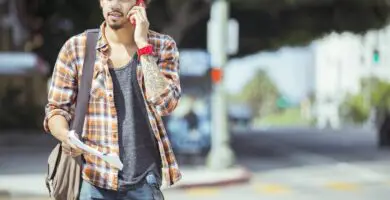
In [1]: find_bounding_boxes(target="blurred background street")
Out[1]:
[1,127,390,199]
[2,0,390,199]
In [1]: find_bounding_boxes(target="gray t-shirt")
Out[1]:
[109,59,161,190]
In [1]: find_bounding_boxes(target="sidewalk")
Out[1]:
[0,132,251,198]
[0,167,251,197]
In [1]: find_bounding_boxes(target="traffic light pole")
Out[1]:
[206,0,235,169]
[369,32,380,110]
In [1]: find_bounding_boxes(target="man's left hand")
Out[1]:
[128,6,150,49]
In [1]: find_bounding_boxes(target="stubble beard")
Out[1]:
[108,23,123,30]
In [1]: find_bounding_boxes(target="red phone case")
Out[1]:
[137,0,144,6]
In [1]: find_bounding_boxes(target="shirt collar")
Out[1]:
[95,22,154,54]
[96,22,109,53]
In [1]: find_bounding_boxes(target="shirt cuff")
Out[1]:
[43,109,72,133]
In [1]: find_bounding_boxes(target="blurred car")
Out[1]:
[0,52,49,75]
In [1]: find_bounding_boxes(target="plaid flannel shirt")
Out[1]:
[44,23,182,190]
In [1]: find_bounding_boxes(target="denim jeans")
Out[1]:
[79,173,164,200]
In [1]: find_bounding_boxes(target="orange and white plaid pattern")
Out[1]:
[44,23,182,191]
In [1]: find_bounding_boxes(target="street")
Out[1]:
[1,0,390,200]
[1,127,390,199]
[164,127,390,200]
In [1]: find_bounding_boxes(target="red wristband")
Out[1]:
[137,44,154,60]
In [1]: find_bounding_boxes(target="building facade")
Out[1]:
[313,25,390,129]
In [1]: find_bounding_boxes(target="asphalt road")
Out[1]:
[1,127,390,200]
[170,127,390,200]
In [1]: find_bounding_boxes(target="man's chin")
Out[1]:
[108,23,124,30]
[105,19,125,29]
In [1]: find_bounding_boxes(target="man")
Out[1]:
[43,0,182,199]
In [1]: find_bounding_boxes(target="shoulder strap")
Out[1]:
[71,29,99,134]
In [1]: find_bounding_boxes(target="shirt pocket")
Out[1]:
[90,71,106,100]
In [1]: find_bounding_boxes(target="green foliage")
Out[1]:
[236,69,280,117]
[340,94,369,124]
[340,77,390,124]
[254,107,310,127]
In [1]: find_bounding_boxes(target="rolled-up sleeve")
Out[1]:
[147,36,181,116]
[43,39,77,133]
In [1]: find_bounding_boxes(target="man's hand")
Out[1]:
[127,6,149,48]
[61,131,83,157]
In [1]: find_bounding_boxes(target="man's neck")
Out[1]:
[104,23,136,47]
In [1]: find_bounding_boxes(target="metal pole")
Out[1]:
[206,0,235,169]
[368,31,380,110]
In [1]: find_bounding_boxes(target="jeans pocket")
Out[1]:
[145,173,164,200]
[79,180,114,200]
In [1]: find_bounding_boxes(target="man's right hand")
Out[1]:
[61,132,83,157]
[47,115,84,157]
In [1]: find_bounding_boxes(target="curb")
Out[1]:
[176,169,251,189]
[0,168,252,197]
[171,167,252,190]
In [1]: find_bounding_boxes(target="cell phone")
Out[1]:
[136,0,145,7]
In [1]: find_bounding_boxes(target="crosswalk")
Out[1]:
[1,181,390,200]
[2,162,390,200]
[171,180,390,196]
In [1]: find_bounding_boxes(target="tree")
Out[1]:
[340,77,390,124]
[229,0,390,55]
[30,0,103,73]
[237,69,280,117]
[149,0,211,46]
[8,0,390,69]
[28,0,211,72]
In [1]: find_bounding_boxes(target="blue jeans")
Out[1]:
[79,173,164,200]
